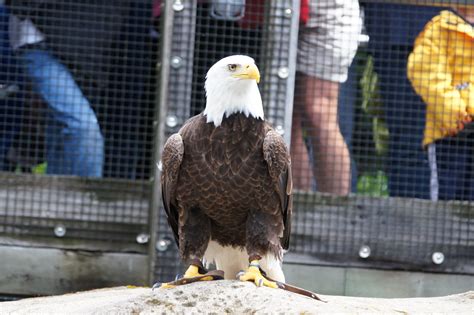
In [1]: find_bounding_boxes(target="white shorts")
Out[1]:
[297,0,362,83]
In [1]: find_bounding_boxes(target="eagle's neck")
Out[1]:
[203,79,264,127]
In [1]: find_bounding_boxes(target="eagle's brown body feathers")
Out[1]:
[161,113,292,265]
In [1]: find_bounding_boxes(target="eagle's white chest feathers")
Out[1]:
[204,241,285,282]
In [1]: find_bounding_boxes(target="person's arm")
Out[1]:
[407,16,469,135]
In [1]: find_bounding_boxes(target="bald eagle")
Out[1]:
[161,55,292,288]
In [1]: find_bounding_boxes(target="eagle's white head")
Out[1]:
[204,55,264,127]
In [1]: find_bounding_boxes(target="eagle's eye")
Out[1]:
[228,64,238,72]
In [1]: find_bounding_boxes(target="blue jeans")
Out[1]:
[430,135,474,201]
[22,49,104,177]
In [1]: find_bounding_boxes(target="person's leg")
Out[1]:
[467,135,474,201]
[290,75,313,190]
[338,60,358,192]
[303,75,351,195]
[22,49,103,177]
[435,136,469,201]
[293,0,360,195]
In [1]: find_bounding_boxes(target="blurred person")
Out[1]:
[6,1,131,177]
[8,16,104,177]
[7,12,103,177]
[407,5,474,201]
[364,4,441,199]
[0,3,23,171]
[290,0,361,194]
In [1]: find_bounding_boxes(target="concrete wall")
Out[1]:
[284,263,474,298]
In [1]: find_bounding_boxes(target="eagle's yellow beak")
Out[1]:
[234,64,260,83]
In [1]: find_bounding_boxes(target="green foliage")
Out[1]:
[357,171,389,197]
[32,162,47,174]
[359,55,389,156]
[13,162,47,174]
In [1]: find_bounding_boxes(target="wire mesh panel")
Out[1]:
[289,194,473,274]
[289,0,473,274]
[155,0,474,284]
[0,2,156,249]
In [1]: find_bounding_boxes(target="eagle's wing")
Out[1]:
[263,130,293,250]
[161,133,184,247]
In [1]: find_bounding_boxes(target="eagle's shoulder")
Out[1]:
[263,129,290,180]
[179,113,207,135]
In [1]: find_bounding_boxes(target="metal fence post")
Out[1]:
[147,0,175,285]
[149,0,198,284]
[260,0,300,145]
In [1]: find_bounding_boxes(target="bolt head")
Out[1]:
[359,245,371,259]
[166,115,178,128]
[54,225,66,238]
[278,67,289,79]
[136,233,150,244]
[432,252,445,265]
[172,0,184,12]
[156,238,171,252]
[170,56,183,69]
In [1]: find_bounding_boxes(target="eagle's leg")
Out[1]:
[238,257,278,288]
[159,259,215,289]
[182,258,212,279]
[238,210,280,288]
[160,207,217,288]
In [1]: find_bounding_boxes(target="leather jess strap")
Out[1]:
[261,270,325,302]
[167,270,225,286]
[275,281,326,302]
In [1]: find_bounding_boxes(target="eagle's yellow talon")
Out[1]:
[183,265,213,281]
[238,260,278,289]
[183,265,204,278]
[201,276,213,281]
[157,264,214,289]
[160,283,176,289]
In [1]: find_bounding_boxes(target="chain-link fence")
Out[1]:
[0,0,472,296]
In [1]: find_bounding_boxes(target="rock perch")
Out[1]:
[1,281,473,314]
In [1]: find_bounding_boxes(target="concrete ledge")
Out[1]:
[284,263,474,298]
[0,245,148,296]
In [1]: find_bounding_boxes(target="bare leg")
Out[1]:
[303,75,351,195]
[290,107,313,191]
